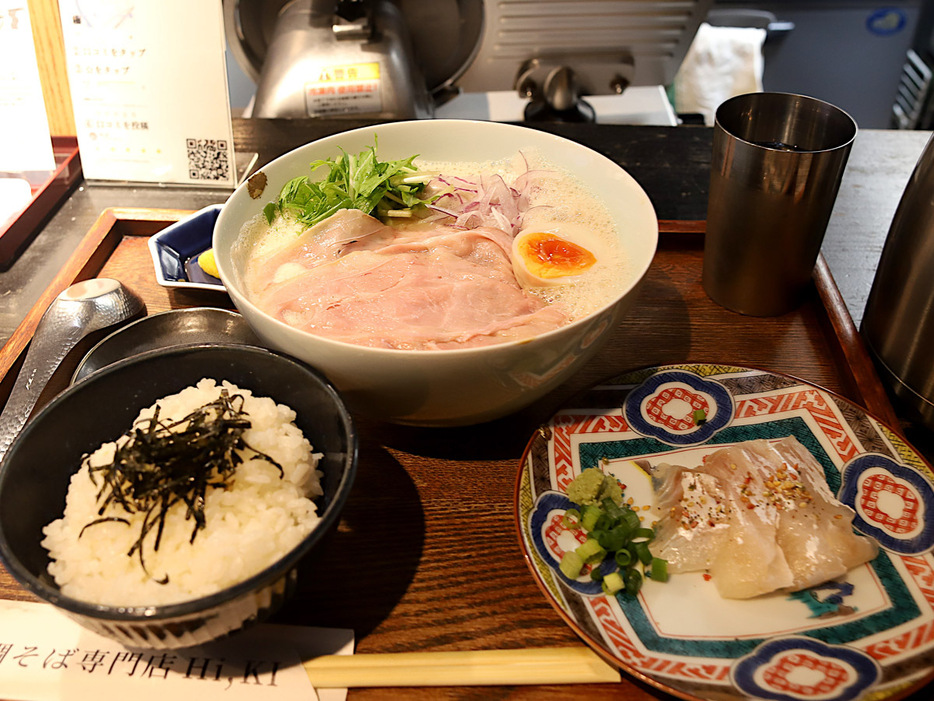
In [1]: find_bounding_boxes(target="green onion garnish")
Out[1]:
[649,558,669,582]
[601,571,626,596]
[558,470,670,596]
[634,541,654,567]
[624,568,643,596]
[559,551,584,579]
[581,504,603,531]
[576,537,607,564]
[263,139,442,227]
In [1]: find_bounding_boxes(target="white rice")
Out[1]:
[41,378,323,606]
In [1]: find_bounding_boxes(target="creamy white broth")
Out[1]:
[416,151,629,320]
[234,150,629,348]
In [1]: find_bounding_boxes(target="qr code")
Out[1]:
[186,138,230,181]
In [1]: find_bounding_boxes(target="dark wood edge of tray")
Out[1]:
[0,209,899,430]
[812,255,900,428]
[0,207,191,407]
[0,137,83,267]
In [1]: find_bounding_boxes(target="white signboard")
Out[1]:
[58,0,235,187]
[0,1,56,173]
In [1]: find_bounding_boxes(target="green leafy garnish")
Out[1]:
[263,139,436,227]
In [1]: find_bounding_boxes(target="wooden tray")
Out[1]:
[0,208,908,700]
[0,208,896,425]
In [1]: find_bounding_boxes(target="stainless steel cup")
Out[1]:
[703,92,857,316]
[862,133,934,431]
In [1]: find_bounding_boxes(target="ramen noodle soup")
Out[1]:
[233,151,630,350]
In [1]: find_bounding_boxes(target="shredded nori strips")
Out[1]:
[79,388,282,583]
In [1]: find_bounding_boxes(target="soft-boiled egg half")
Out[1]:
[511,221,605,287]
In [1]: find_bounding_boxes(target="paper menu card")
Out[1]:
[0,599,353,701]
[58,0,236,187]
[0,1,56,173]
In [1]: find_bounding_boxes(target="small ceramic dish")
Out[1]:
[148,204,225,290]
[0,344,358,649]
[72,307,261,383]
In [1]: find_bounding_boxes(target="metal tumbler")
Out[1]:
[703,92,858,316]
[862,133,934,431]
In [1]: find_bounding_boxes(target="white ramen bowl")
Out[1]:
[213,120,658,426]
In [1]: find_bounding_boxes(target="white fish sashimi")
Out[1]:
[650,464,732,573]
[650,437,878,599]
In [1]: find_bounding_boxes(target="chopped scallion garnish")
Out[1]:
[649,558,669,582]
[558,469,669,597]
[575,537,607,565]
[559,551,585,579]
[601,571,626,596]
[562,508,582,530]
[581,504,603,531]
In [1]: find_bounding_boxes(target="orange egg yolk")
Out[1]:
[517,232,597,279]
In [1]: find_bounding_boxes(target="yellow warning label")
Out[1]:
[306,62,383,116]
[315,63,381,83]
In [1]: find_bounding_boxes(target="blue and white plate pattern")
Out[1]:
[148,204,225,291]
[516,364,934,701]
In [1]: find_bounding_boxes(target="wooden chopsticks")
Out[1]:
[304,646,620,688]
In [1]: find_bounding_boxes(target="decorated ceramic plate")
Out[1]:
[516,363,934,701]
[148,204,225,290]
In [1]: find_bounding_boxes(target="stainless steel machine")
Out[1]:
[223,0,712,121]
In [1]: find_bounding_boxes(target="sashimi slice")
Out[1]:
[651,463,732,573]
[650,437,878,599]
[767,437,879,590]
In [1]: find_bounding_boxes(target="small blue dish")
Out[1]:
[148,204,225,291]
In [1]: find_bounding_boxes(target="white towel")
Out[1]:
[673,22,766,126]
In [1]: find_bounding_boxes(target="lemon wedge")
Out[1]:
[198,248,219,278]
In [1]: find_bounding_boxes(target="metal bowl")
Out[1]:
[0,344,357,649]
